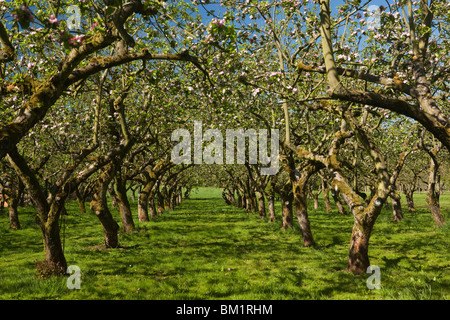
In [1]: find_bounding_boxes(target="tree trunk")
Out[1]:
[130,187,136,201]
[293,190,314,247]
[313,192,319,210]
[342,189,384,275]
[390,190,403,222]
[93,206,120,248]
[109,185,117,207]
[331,190,348,215]
[222,189,231,205]
[8,198,21,230]
[148,191,157,218]
[426,153,445,226]
[170,188,177,210]
[184,187,191,199]
[337,180,385,275]
[322,181,332,213]
[280,187,293,230]
[138,181,155,222]
[40,208,67,272]
[34,196,69,273]
[177,187,182,205]
[157,184,164,215]
[268,196,276,222]
[239,192,246,209]
[115,176,135,233]
[404,189,416,212]
[245,195,252,212]
[257,192,266,219]
[137,190,149,222]
[228,188,237,206]
[235,189,242,208]
[428,193,444,226]
[0,189,5,212]
[4,179,24,229]
[251,193,258,213]
[348,220,371,274]
[90,165,120,248]
[75,187,86,214]
[7,147,67,273]
[292,167,317,247]
[161,184,170,210]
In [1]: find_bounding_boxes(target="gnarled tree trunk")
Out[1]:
[41,200,68,272]
[293,188,314,247]
[90,164,120,248]
[115,175,135,233]
[7,148,67,271]
[291,164,321,247]
[348,217,372,274]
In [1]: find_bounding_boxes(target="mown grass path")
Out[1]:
[0,188,448,299]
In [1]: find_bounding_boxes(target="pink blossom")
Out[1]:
[90,22,98,31]
[49,14,58,24]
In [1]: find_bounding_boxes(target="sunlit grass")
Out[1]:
[0,188,448,300]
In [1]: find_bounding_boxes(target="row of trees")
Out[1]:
[0,0,448,276]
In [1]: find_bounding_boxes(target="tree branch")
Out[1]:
[0,21,14,63]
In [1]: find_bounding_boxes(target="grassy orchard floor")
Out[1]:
[0,187,448,300]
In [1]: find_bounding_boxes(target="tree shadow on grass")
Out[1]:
[381,256,405,269]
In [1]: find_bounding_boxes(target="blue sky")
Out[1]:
[197,0,396,20]
[195,0,394,47]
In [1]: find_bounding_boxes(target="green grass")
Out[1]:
[0,188,448,300]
